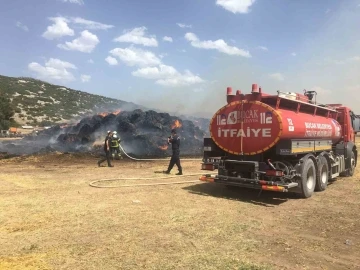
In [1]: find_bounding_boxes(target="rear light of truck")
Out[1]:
[261,185,286,192]
[202,163,215,170]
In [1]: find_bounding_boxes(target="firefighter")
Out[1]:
[163,128,182,175]
[110,131,122,160]
[97,130,114,167]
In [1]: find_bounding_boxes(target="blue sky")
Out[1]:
[0,0,360,117]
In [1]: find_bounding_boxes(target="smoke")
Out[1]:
[131,0,360,117]
[0,109,206,157]
[133,56,278,119]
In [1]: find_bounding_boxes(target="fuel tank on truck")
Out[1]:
[209,100,342,155]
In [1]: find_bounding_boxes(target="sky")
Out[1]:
[0,0,360,117]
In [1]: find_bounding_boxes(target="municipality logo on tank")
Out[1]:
[216,110,273,125]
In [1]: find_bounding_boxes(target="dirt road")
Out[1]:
[0,153,359,270]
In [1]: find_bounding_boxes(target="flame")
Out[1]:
[98,112,109,117]
[158,144,168,150]
[171,119,182,129]
[97,109,121,117]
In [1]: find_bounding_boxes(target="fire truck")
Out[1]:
[200,84,359,198]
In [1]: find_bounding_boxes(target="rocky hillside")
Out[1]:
[0,75,145,125]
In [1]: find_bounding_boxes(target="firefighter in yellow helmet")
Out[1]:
[110,131,122,159]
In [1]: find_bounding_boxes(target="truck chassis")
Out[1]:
[200,137,357,198]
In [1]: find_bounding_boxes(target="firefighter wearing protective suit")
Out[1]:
[163,129,182,175]
[97,130,113,167]
[110,131,122,160]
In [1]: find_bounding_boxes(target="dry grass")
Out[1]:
[0,150,359,270]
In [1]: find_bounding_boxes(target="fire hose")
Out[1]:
[118,144,202,161]
[89,145,204,188]
[89,173,204,188]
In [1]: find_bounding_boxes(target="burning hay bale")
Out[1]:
[15,109,206,157]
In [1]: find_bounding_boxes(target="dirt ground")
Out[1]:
[0,150,359,270]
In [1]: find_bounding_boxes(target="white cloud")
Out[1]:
[291,52,297,56]
[57,30,99,53]
[16,21,29,32]
[109,46,161,67]
[322,56,360,65]
[43,16,112,41]
[81,74,91,82]
[71,17,114,30]
[132,64,178,79]
[61,0,84,4]
[42,17,74,40]
[258,46,268,51]
[323,57,345,65]
[269,73,285,81]
[132,64,204,87]
[177,23,192,28]
[185,32,251,57]
[28,58,77,82]
[114,27,158,47]
[216,0,256,14]
[87,59,94,63]
[349,56,360,62]
[163,36,173,42]
[105,56,118,65]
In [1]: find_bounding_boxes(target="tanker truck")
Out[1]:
[199,84,358,198]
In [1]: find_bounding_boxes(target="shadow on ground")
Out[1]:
[183,182,301,207]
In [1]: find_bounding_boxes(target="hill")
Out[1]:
[0,74,146,126]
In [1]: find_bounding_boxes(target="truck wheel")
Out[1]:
[347,151,356,177]
[315,156,328,192]
[300,158,316,198]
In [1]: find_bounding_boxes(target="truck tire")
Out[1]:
[315,156,328,192]
[346,151,356,177]
[299,158,316,198]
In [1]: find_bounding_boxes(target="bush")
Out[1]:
[0,93,16,130]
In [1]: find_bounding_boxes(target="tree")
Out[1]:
[0,93,15,130]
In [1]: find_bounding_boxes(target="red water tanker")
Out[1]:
[200,84,358,199]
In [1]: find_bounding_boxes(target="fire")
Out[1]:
[97,109,121,117]
[98,112,109,117]
[158,144,168,150]
[171,119,182,129]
